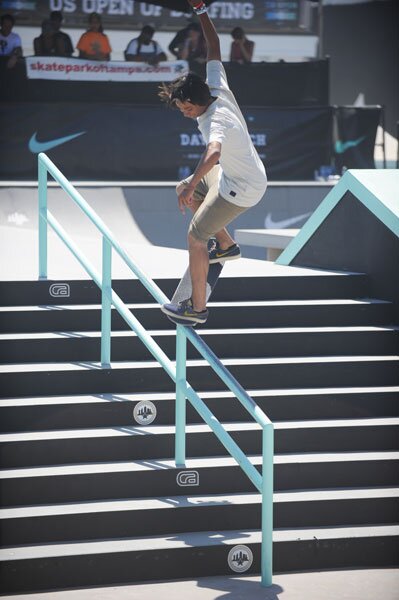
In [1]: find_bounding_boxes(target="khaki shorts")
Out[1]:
[179,165,247,243]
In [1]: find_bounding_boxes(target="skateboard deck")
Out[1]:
[167,238,224,326]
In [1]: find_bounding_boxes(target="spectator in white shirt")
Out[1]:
[0,14,22,69]
[125,25,166,66]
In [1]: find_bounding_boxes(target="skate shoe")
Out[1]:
[208,241,241,264]
[161,298,209,326]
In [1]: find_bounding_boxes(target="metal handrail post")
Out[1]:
[101,237,112,367]
[175,324,187,467]
[261,424,274,587]
[38,159,48,279]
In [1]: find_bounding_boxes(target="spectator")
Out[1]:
[230,27,254,64]
[50,11,73,57]
[34,20,58,56]
[168,21,194,59]
[125,25,166,66]
[0,13,22,69]
[179,22,206,65]
[77,12,111,61]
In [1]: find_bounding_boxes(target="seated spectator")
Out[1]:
[77,12,111,61]
[178,23,206,65]
[125,25,166,66]
[34,20,58,56]
[230,27,254,64]
[0,13,22,69]
[50,11,73,57]
[168,21,194,59]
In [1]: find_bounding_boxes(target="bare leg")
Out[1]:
[188,232,208,312]
[215,228,236,250]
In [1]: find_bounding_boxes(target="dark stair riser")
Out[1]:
[0,536,397,595]
[0,303,394,334]
[2,497,398,546]
[2,392,398,433]
[0,275,370,307]
[1,329,397,364]
[1,459,398,507]
[0,360,398,398]
[2,425,398,468]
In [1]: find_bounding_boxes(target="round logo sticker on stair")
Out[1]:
[227,545,253,573]
[133,400,157,425]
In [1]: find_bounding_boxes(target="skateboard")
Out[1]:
[165,238,225,326]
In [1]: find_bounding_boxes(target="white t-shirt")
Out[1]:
[197,60,267,207]
[125,38,163,57]
[0,31,22,56]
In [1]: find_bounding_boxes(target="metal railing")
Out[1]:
[38,152,274,586]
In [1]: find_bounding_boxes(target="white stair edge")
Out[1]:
[1,452,399,479]
[1,417,398,443]
[1,386,398,407]
[0,325,398,340]
[0,298,391,312]
[1,487,398,519]
[1,525,398,561]
[1,355,398,374]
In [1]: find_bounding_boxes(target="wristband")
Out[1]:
[192,1,207,15]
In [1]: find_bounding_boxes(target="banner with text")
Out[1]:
[0,103,333,181]
[26,57,188,81]
[0,0,316,33]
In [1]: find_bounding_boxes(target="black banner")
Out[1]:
[0,58,330,107]
[0,0,316,33]
[0,103,333,181]
[334,106,381,170]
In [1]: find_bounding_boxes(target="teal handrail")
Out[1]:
[38,152,274,586]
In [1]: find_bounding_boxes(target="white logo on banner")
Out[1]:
[26,57,188,82]
[133,401,157,425]
[176,470,199,487]
[49,283,70,298]
[228,545,254,573]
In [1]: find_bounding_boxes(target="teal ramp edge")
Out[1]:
[276,169,399,266]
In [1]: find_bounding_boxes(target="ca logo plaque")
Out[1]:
[133,401,157,425]
[176,470,199,487]
[49,283,70,298]
[228,545,253,573]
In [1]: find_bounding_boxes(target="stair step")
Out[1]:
[0,298,393,333]
[0,273,370,307]
[1,387,398,432]
[0,325,397,363]
[1,419,398,468]
[1,488,397,546]
[0,525,397,593]
[0,356,398,398]
[1,452,398,507]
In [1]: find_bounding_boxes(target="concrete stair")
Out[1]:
[0,271,398,594]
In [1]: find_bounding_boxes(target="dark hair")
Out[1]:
[141,25,155,36]
[88,12,103,33]
[41,19,53,34]
[50,11,63,22]
[159,72,211,107]
[231,27,244,40]
[1,13,15,26]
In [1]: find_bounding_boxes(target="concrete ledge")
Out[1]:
[235,229,299,261]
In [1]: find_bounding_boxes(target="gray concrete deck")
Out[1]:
[2,569,399,600]
[0,185,353,282]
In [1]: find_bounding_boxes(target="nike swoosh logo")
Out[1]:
[264,211,313,229]
[28,131,86,153]
[334,136,366,154]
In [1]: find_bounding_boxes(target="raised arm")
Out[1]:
[187,1,221,62]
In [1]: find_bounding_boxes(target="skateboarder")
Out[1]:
[160,0,267,325]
